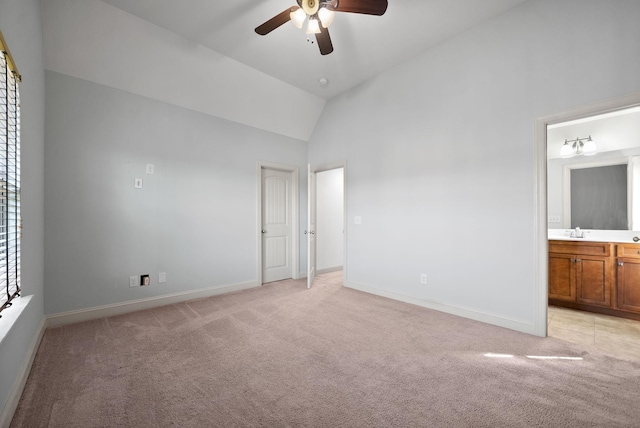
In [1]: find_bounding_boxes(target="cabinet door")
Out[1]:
[549,254,575,301]
[617,259,640,313]
[576,256,611,307]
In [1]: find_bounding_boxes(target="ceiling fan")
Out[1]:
[255,0,388,55]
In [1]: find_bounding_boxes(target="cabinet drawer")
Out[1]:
[549,240,611,257]
[616,244,640,259]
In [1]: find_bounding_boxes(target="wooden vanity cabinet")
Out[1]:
[616,244,640,313]
[548,240,613,308]
[548,253,575,301]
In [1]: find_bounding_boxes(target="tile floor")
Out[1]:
[548,305,640,363]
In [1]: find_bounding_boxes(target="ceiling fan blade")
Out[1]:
[255,6,300,35]
[315,26,333,55]
[332,0,388,16]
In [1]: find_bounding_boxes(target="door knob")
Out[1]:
[261,229,266,234]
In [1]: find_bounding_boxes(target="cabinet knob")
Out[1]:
[618,262,624,266]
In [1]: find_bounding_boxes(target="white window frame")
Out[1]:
[0,31,21,316]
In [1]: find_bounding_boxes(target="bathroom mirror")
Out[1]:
[566,161,628,230]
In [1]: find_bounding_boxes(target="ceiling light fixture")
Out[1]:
[560,135,597,158]
[306,17,321,34]
[256,0,388,56]
[290,8,306,29]
[318,7,336,28]
[290,0,338,33]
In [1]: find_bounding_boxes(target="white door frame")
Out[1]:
[257,162,300,285]
[309,161,348,286]
[534,91,640,337]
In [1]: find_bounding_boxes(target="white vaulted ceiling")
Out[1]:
[42,0,528,140]
[100,0,528,99]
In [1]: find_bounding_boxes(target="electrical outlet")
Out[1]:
[129,276,138,288]
[420,273,428,284]
[140,274,150,286]
[146,163,155,174]
[158,272,166,283]
[548,215,561,223]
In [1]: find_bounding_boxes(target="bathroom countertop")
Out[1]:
[548,229,640,244]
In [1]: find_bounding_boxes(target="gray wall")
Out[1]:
[309,0,640,328]
[0,0,46,419]
[44,71,308,314]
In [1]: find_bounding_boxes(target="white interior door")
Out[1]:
[307,164,316,289]
[262,168,292,283]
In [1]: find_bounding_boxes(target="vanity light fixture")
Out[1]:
[560,135,597,158]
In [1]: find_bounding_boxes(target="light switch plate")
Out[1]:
[134,178,143,189]
[354,216,362,225]
[158,272,167,283]
[548,215,561,223]
[129,276,138,287]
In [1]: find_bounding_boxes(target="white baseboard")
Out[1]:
[46,280,260,327]
[0,316,46,428]
[316,266,343,275]
[343,281,538,336]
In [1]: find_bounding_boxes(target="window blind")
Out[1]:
[0,44,21,316]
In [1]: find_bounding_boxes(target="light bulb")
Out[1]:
[306,18,321,34]
[560,140,573,158]
[318,8,335,28]
[583,136,597,156]
[290,8,306,29]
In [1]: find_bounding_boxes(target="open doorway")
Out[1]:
[316,167,345,275]
[540,97,640,361]
[307,163,347,289]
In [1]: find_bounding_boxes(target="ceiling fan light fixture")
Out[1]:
[290,8,306,29]
[306,18,321,34]
[318,7,335,28]
[301,0,320,15]
[255,0,388,55]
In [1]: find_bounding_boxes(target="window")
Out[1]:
[0,31,21,317]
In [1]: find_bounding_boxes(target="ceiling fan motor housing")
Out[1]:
[301,0,320,15]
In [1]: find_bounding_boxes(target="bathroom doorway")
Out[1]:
[541,97,640,360]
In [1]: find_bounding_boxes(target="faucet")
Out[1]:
[570,227,584,238]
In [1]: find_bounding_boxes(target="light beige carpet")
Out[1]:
[12,271,640,427]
